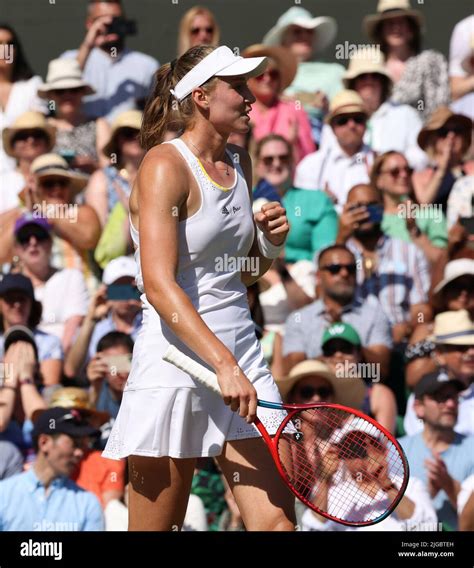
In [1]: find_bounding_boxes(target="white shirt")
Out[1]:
[301,476,437,531]
[449,15,474,120]
[319,102,428,171]
[294,142,375,213]
[457,474,474,515]
[446,175,474,229]
[0,170,24,214]
[404,384,474,437]
[34,268,89,339]
[61,48,159,122]
[0,76,46,173]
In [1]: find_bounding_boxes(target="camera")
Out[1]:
[106,17,137,37]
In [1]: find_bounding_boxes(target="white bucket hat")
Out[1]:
[363,0,424,41]
[262,7,337,54]
[38,58,96,98]
[433,259,474,294]
[170,45,268,102]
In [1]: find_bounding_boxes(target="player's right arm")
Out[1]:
[136,146,257,423]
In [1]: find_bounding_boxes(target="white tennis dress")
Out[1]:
[103,138,284,459]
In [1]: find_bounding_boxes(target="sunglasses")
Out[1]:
[190,26,214,35]
[17,228,51,245]
[426,391,459,404]
[12,129,48,143]
[379,166,413,178]
[256,69,280,82]
[332,114,366,127]
[294,385,334,400]
[339,432,384,460]
[320,263,357,275]
[437,125,467,137]
[261,154,291,167]
[118,127,139,140]
[51,87,84,96]
[40,178,70,189]
[322,342,356,357]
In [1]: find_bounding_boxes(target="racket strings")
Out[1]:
[276,407,407,524]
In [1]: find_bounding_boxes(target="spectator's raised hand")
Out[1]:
[83,16,115,50]
[447,218,468,255]
[337,201,369,242]
[86,353,109,384]
[10,342,37,382]
[87,285,109,322]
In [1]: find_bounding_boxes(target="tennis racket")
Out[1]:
[163,345,410,527]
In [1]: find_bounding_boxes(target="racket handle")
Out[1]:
[162,344,222,396]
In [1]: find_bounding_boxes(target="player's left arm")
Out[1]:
[228,144,289,287]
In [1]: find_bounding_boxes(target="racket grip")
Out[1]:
[162,345,223,396]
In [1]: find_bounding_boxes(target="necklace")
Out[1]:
[186,138,230,176]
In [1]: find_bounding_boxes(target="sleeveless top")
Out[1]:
[130,137,255,321]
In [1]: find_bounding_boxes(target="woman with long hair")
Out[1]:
[102,45,295,531]
[177,6,220,57]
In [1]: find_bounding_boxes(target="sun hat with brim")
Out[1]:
[242,44,298,93]
[275,359,366,408]
[322,322,362,347]
[414,369,465,400]
[48,387,110,427]
[433,259,474,295]
[429,309,474,345]
[262,6,337,55]
[343,46,392,88]
[37,58,96,99]
[417,106,472,151]
[2,111,56,157]
[32,407,101,439]
[326,89,367,123]
[102,110,143,158]
[31,153,89,195]
[170,45,268,102]
[363,0,424,41]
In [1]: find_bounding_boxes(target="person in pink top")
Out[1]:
[242,45,315,165]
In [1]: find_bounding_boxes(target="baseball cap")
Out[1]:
[414,370,465,400]
[14,213,52,237]
[322,322,361,347]
[170,45,268,102]
[3,325,38,360]
[102,256,137,285]
[0,273,35,301]
[32,407,100,439]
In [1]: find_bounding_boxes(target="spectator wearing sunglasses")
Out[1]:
[320,47,428,171]
[254,134,338,264]
[1,111,55,215]
[0,407,104,531]
[294,90,375,212]
[0,153,101,294]
[371,151,447,264]
[60,0,159,122]
[337,183,430,343]
[261,7,343,146]
[0,24,47,174]
[320,322,397,434]
[39,58,111,174]
[12,213,89,354]
[413,107,474,213]
[302,418,435,532]
[399,369,474,529]
[406,259,474,390]
[404,310,474,438]
[177,6,220,56]
[85,110,144,233]
[282,244,392,378]
[243,44,315,165]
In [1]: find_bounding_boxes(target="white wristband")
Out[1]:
[256,227,285,259]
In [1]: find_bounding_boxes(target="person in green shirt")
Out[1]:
[371,151,447,264]
[253,134,338,263]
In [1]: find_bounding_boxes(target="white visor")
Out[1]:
[170,45,268,102]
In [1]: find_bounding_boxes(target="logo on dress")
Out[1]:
[221,206,230,216]
[232,206,241,213]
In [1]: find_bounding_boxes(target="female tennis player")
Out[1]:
[102,45,295,531]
